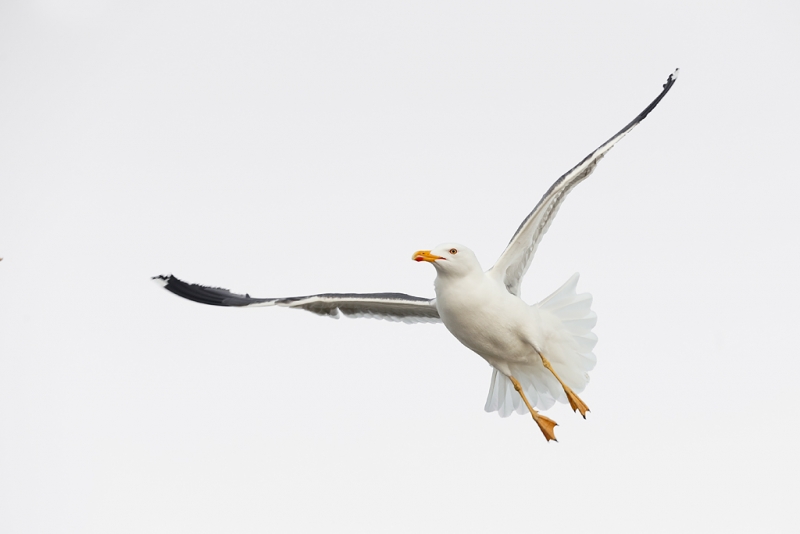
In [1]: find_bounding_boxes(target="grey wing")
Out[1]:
[488,69,679,296]
[153,274,441,324]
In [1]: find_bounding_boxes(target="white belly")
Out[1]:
[434,274,539,368]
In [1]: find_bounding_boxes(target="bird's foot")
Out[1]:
[531,411,558,442]
[564,387,590,419]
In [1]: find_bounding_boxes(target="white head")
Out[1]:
[411,243,482,278]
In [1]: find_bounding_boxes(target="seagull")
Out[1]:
[155,70,678,441]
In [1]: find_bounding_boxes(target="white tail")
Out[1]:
[484,273,598,416]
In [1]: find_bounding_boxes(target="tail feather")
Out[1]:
[561,313,598,334]
[548,295,594,319]
[573,332,598,353]
[537,275,579,308]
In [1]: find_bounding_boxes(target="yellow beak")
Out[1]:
[412,250,443,263]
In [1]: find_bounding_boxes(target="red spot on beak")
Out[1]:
[412,250,438,263]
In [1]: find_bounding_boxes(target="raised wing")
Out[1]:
[488,69,679,296]
[153,274,441,324]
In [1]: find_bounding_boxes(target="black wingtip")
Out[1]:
[665,68,679,89]
[601,68,679,145]
[153,273,275,307]
[638,68,679,120]
[152,273,234,306]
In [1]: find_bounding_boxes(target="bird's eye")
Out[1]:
[449,248,458,255]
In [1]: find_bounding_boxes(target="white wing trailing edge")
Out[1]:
[488,69,679,297]
[153,274,441,324]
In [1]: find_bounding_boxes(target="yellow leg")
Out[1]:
[539,355,590,418]
[509,376,558,442]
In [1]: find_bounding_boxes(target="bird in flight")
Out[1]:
[155,70,678,441]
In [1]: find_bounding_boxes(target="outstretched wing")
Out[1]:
[153,274,441,324]
[488,69,679,296]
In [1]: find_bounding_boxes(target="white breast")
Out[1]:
[434,272,537,369]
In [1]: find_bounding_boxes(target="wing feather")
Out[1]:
[153,274,440,324]
[488,69,678,296]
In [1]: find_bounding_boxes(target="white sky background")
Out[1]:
[2,1,799,532]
